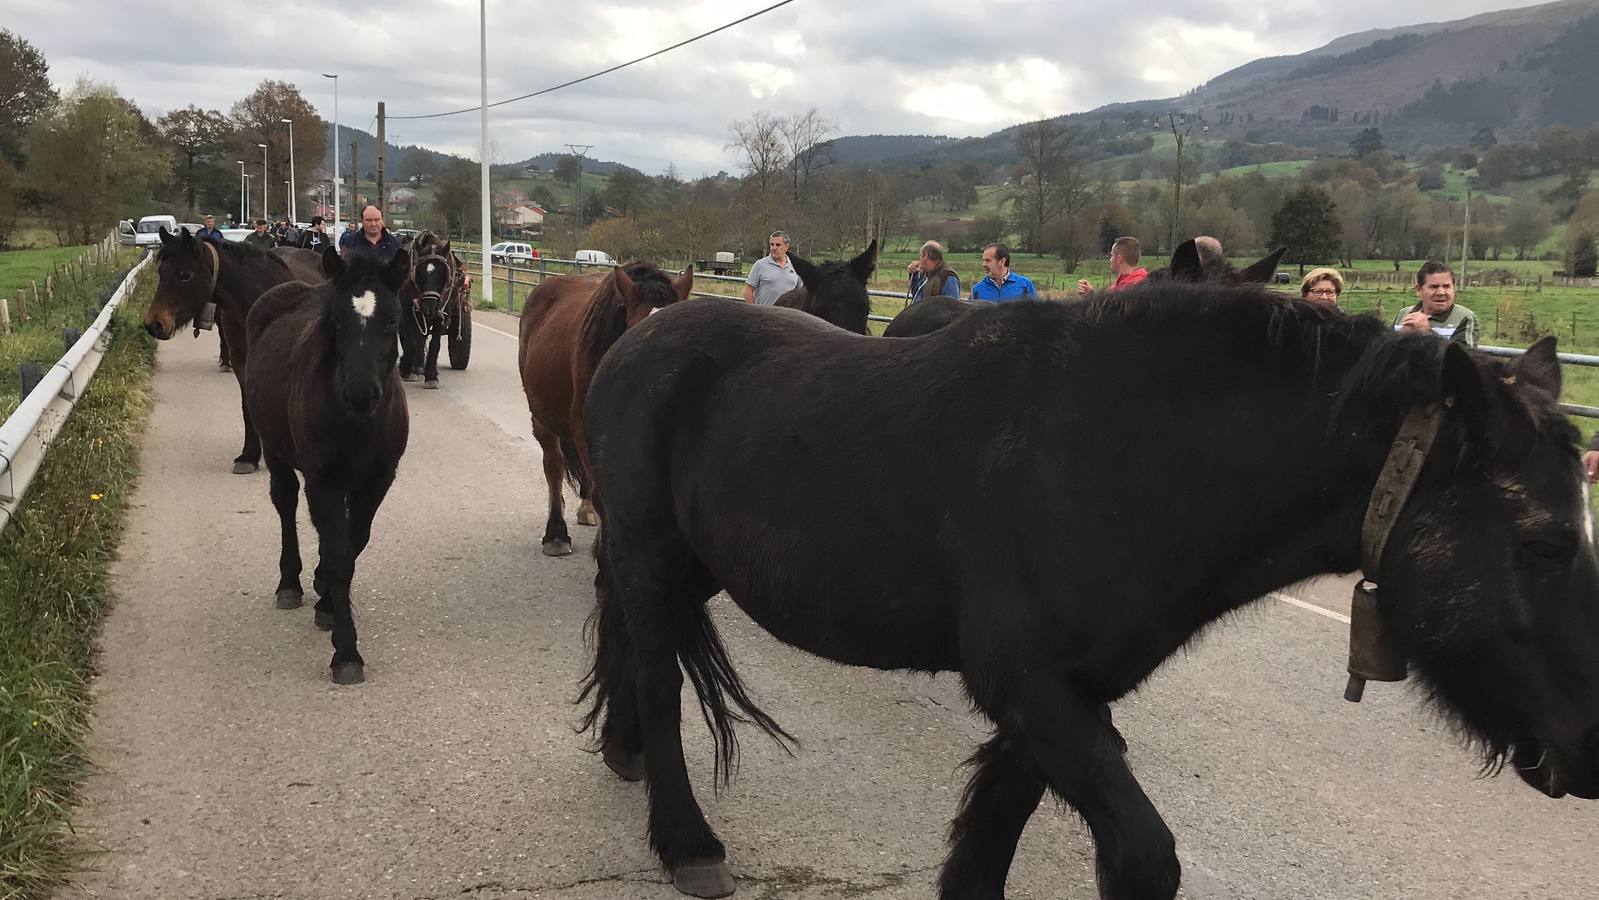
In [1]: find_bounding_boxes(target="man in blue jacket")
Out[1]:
[194,215,226,246]
[970,243,1037,302]
[345,205,401,261]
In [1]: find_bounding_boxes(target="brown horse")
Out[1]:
[244,246,412,685]
[518,262,694,556]
[146,228,325,473]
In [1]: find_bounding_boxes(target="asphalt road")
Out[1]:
[60,310,1596,899]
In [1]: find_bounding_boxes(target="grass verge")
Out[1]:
[0,269,157,899]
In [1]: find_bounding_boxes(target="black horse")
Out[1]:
[580,287,1599,899]
[145,228,324,473]
[773,239,877,334]
[399,232,470,388]
[244,247,411,685]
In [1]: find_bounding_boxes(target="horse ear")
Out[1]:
[1168,239,1202,281]
[790,254,820,293]
[1514,335,1562,397]
[613,265,635,301]
[850,239,878,283]
[321,245,345,280]
[158,227,175,248]
[383,249,411,290]
[1238,247,1288,284]
[1441,342,1491,442]
[673,264,694,301]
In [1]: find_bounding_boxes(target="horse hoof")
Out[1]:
[314,609,335,631]
[219,363,231,372]
[274,588,304,610]
[576,509,599,527]
[330,662,365,685]
[401,372,418,383]
[673,859,735,898]
[542,540,573,557]
[602,745,646,782]
[423,379,439,390]
[232,461,258,475]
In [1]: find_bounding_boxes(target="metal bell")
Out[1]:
[194,300,217,333]
[1344,579,1407,702]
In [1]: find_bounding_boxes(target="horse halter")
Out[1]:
[408,248,464,338]
[192,241,222,336]
[1345,400,1445,703]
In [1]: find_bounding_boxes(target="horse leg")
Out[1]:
[423,327,442,389]
[399,323,420,382]
[304,477,363,684]
[532,423,572,557]
[232,373,260,474]
[572,426,599,527]
[266,457,304,610]
[938,732,1047,900]
[217,309,231,371]
[609,530,734,898]
[315,468,397,633]
[1007,679,1179,900]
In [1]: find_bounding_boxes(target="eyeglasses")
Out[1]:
[1307,288,1338,297]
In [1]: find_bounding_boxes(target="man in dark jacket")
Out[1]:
[243,219,275,249]
[194,215,226,246]
[907,240,961,302]
[345,205,401,260]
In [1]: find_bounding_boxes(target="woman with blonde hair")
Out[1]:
[1300,267,1344,306]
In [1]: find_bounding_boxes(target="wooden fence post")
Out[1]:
[0,298,10,334]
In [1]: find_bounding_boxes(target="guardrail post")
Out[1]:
[19,362,42,399]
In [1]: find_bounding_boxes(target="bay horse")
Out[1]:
[517,262,694,556]
[244,246,411,685]
[399,232,469,388]
[773,239,877,334]
[146,227,325,473]
[579,288,1599,899]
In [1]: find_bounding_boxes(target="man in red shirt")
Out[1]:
[1076,236,1148,295]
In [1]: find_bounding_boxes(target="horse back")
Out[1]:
[518,274,607,434]
[773,286,808,310]
[268,247,326,285]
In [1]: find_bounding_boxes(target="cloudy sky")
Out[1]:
[9,0,1558,175]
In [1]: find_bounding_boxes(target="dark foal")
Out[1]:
[581,291,1599,899]
[399,232,467,389]
[517,262,693,556]
[145,227,324,473]
[773,239,877,334]
[244,247,411,685]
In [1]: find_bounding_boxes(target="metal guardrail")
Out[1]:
[0,250,152,533]
[463,251,1599,416]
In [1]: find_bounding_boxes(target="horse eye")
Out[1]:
[178,271,193,283]
[1523,539,1575,564]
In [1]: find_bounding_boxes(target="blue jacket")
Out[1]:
[194,227,226,245]
[345,228,401,261]
[970,271,1037,302]
[910,270,962,302]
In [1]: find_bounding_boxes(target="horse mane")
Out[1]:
[576,262,678,378]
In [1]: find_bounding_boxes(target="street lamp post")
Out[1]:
[243,174,252,223]
[237,161,246,224]
[285,181,292,222]
[258,143,269,223]
[322,73,340,231]
[281,117,297,223]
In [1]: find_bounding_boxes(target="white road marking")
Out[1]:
[351,290,376,319]
[473,309,1361,630]
[1270,591,1351,624]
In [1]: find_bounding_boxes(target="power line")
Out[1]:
[388,0,799,121]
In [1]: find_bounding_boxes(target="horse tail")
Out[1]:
[559,437,588,497]
[679,578,798,787]
[577,530,629,744]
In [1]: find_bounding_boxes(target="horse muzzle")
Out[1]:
[1513,737,1599,800]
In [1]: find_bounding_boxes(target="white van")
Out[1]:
[574,249,615,266]
[133,214,179,248]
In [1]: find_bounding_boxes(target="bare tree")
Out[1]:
[779,108,837,203]
[727,112,790,203]
[1011,120,1093,252]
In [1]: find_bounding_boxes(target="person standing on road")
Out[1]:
[195,215,226,246]
[244,219,275,249]
[743,230,799,306]
[345,205,402,261]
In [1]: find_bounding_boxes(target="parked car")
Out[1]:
[117,219,137,246]
[575,249,615,266]
[132,214,179,248]
[489,241,538,265]
[1273,271,1292,285]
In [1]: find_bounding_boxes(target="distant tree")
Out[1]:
[0,29,57,168]
[529,184,558,209]
[28,81,170,244]
[1349,128,1384,159]
[430,160,480,236]
[0,157,20,248]
[1569,231,1598,277]
[1269,185,1342,275]
[1011,119,1092,252]
[401,153,438,187]
[554,154,581,185]
[1470,127,1498,152]
[1416,165,1446,191]
[230,80,325,216]
[158,106,234,214]
[602,165,652,218]
[778,107,836,202]
[1501,197,1550,260]
[726,111,789,202]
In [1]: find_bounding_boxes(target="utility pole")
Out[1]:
[1461,183,1472,287]
[479,0,492,308]
[566,143,593,246]
[375,102,386,214]
[1161,112,1205,252]
[323,73,340,231]
[350,141,359,218]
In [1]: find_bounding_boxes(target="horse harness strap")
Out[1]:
[1360,402,1445,582]
[203,240,221,298]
